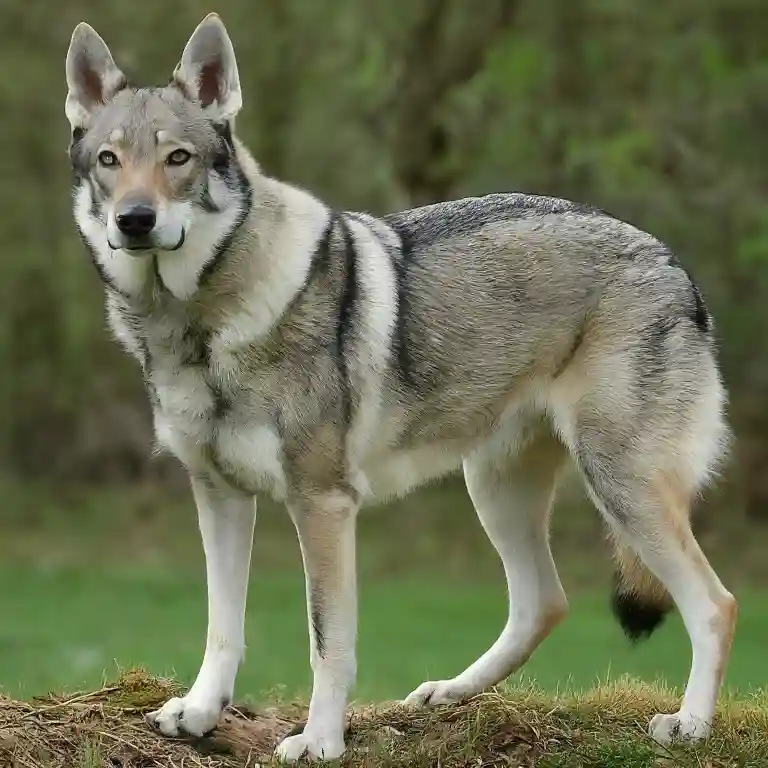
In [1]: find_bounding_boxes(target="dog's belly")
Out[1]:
[357,443,467,502]
[356,403,543,504]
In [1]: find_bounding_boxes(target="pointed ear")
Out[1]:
[65,23,126,131]
[173,13,242,121]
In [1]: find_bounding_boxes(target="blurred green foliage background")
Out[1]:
[0,0,766,701]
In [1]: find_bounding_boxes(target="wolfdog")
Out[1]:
[64,13,736,761]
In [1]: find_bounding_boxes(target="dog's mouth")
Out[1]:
[170,230,186,250]
[109,230,186,253]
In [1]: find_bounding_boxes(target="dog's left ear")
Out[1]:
[173,13,242,122]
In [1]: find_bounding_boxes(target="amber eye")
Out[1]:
[98,150,119,167]
[166,149,192,167]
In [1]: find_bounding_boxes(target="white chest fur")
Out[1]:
[145,326,287,499]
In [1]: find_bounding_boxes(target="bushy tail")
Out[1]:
[610,541,674,642]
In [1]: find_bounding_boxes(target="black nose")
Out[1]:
[116,205,157,237]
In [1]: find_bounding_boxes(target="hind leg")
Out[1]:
[568,412,736,743]
[404,422,568,707]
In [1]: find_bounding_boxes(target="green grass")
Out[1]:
[0,564,765,704]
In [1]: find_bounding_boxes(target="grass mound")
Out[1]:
[0,670,293,767]
[0,670,764,767]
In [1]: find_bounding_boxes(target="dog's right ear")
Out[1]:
[65,23,126,131]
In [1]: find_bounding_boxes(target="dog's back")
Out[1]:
[361,194,714,448]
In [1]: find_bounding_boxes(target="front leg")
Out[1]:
[148,476,256,737]
[275,490,358,763]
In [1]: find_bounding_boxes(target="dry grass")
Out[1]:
[0,670,294,768]
[0,670,765,767]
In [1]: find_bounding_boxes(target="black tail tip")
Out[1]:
[611,589,669,642]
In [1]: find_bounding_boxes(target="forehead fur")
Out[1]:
[77,86,222,161]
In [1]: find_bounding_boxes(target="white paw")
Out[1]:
[402,679,468,708]
[274,731,346,763]
[649,712,711,744]
[146,695,225,738]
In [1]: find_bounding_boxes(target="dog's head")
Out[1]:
[65,14,246,255]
